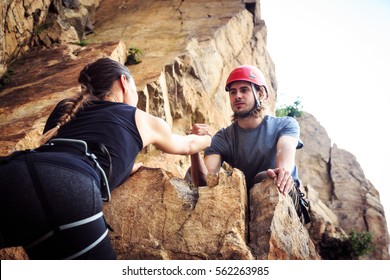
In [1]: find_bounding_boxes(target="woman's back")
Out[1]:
[44,100,143,190]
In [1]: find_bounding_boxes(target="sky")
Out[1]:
[261,0,390,232]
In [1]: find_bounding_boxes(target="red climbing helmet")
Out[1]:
[225,65,268,94]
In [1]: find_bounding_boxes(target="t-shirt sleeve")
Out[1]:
[280,117,304,149]
[205,130,224,156]
[204,128,231,162]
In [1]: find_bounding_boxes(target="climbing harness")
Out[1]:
[43,138,111,202]
[288,180,311,224]
[0,138,113,257]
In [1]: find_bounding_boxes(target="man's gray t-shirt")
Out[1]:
[205,115,303,188]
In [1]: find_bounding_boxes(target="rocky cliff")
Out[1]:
[0,0,389,260]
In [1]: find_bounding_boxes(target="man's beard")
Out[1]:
[233,104,257,119]
[233,110,251,119]
[231,104,264,122]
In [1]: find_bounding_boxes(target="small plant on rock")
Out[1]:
[125,47,142,65]
[75,40,89,46]
[0,69,14,89]
[33,21,53,36]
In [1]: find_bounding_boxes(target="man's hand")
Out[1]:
[188,123,214,187]
[266,168,294,196]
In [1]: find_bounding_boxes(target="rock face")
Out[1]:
[249,178,320,260]
[104,167,319,260]
[1,0,52,76]
[296,113,390,259]
[104,167,251,260]
[0,0,99,77]
[0,0,389,260]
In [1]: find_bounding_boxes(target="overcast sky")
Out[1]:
[261,0,390,232]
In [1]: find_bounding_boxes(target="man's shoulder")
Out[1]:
[216,122,235,133]
[212,123,236,142]
[265,115,298,125]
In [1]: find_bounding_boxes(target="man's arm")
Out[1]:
[190,153,221,187]
[188,123,222,187]
[190,152,208,187]
[266,135,298,195]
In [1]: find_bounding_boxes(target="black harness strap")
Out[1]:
[86,141,112,183]
[44,138,112,202]
[1,151,35,249]
[25,152,61,233]
[232,123,239,168]
[0,231,6,249]
[0,150,29,164]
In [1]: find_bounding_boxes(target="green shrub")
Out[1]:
[343,229,373,258]
[319,230,373,260]
[275,99,303,118]
[125,47,142,65]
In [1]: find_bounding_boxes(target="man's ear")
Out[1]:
[259,87,268,100]
[258,90,265,101]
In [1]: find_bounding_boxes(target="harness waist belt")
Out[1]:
[39,138,111,202]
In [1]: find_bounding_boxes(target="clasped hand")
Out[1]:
[188,123,212,136]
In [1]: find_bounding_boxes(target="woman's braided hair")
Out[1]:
[39,57,132,145]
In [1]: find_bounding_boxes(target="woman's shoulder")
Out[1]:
[88,100,136,113]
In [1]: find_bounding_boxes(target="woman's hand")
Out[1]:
[130,162,143,175]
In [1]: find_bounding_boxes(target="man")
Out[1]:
[189,65,310,224]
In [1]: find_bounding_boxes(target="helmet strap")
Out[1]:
[251,83,261,108]
[232,83,262,120]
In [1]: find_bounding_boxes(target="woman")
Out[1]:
[0,57,211,259]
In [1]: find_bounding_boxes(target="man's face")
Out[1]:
[228,81,255,116]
